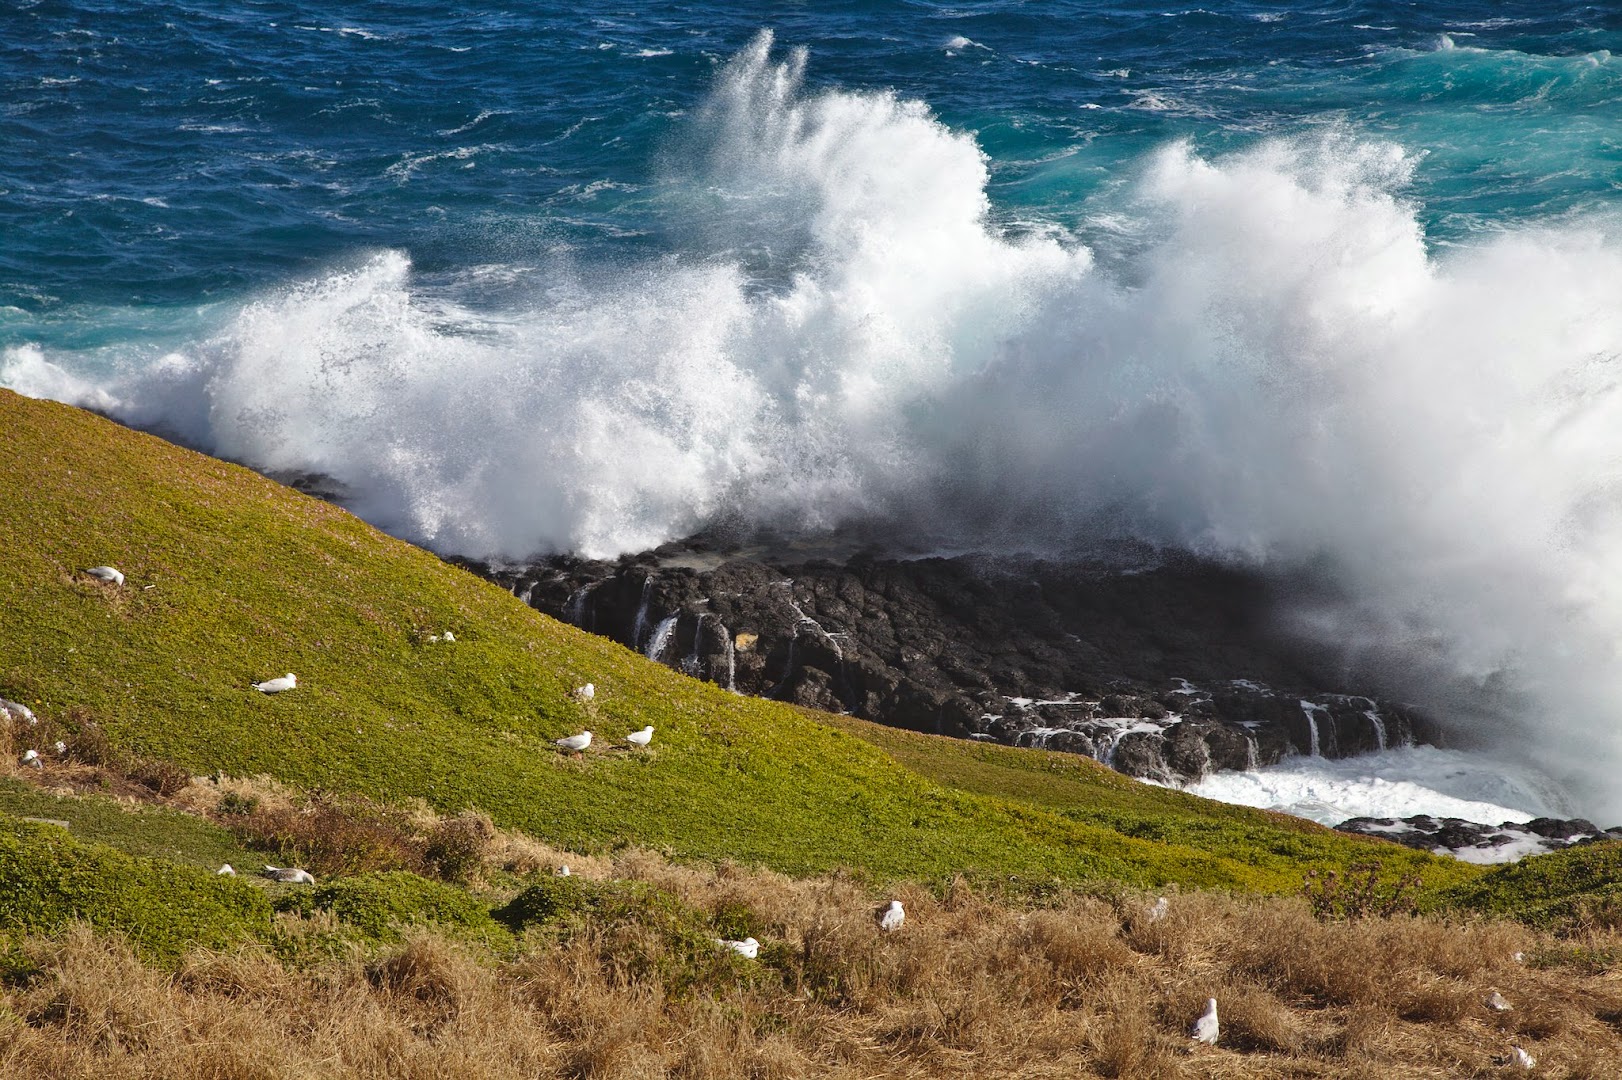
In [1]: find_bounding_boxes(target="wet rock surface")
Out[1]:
[1337,815,1622,861]
[463,539,1437,784]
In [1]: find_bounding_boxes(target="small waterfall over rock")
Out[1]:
[630,577,654,650]
[645,613,679,662]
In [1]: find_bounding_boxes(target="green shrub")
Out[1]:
[273,870,506,944]
[0,818,271,962]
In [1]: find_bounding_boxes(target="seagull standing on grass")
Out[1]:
[574,683,595,702]
[262,865,315,884]
[555,865,572,877]
[84,566,124,586]
[252,673,297,693]
[1486,990,1512,1012]
[877,900,905,932]
[556,731,592,754]
[217,864,236,876]
[20,749,41,768]
[1191,998,1219,1045]
[626,725,654,747]
[717,936,759,959]
[1511,1045,1536,1069]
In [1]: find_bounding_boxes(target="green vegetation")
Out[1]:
[0,389,1478,907]
[1428,841,1622,927]
[276,870,509,945]
[0,778,258,870]
[0,817,270,960]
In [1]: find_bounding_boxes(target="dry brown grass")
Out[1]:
[3,852,1622,1079]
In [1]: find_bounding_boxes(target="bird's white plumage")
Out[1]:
[574,683,595,702]
[217,864,236,876]
[252,673,297,693]
[556,730,592,753]
[20,749,40,767]
[877,899,905,932]
[1191,998,1219,1044]
[717,936,759,959]
[85,565,125,586]
[263,865,316,884]
[1511,1045,1536,1068]
[555,865,572,877]
[1486,990,1512,1012]
[1148,896,1169,922]
[626,725,654,747]
[1,698,35,724]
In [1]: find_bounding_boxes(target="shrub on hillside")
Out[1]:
[274,871,506,944]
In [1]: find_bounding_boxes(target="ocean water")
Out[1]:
[7,2,1622,822]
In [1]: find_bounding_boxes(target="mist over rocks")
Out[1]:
[1337,814,1622,862]
[468,540,1438,786]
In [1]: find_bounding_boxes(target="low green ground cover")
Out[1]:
[0,389,1481,907]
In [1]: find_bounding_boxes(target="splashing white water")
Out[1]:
[8,32,1622,816]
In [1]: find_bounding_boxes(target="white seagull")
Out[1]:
[574,683,595,702]
[1511,1045,1536,1069]
[626,725,654,747]
[717,936,759,959]
[262,865,316,884]
[84,565,125,586]
[252,673,298,693]
[0,698,36,724]
[1190,998,1219,1045]
[555,865,572,877]
[1486,990,1512,1012]
[20,749,41,768]
[217,864,236,876]
[555,730,592,754]
[877,899,905,932]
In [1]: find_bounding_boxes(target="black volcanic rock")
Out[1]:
[464,542,1434,784]
[1336,814,1622,860]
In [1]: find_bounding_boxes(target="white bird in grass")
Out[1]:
[84,565,125,586]
[1486,990,1512,1012]
[20,749,41,768]
[1,698,37,724]
[252,673,297,693]
[555,865,572,877]
[574,683,595,703]
[217,864,236,876]
[876,899,905,932]
[626,725,654,747]
[555,730,592,754]
[262,865,315,884]
[717,936,759,960]
[1190,998,1219,1045]
[1511,1045,1536,1069]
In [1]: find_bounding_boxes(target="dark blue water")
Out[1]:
[7,1,1622,821]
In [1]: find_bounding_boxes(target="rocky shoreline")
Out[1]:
[463,539,1439,780]
[459,537,1613,862]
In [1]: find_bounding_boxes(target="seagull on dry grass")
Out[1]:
[262,865,315,884]
[626,725,654,747]
[83,565,124,586]
[555,865,572,877]
[1486,990,1512,1012]
[1,699,37,725]
[555,730,592,754]
[252,673,297,693]
[717,936,759,959]
[1190,998,1219,1045]
[1510,1045,1536,1069]
[876,900,905,932]
[20,749,41,768]
[573,683,595,703]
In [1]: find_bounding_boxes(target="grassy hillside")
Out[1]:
[0,389,1476,893]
